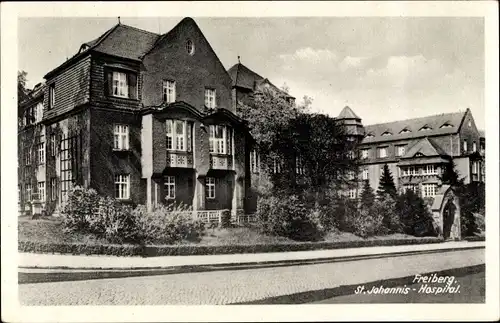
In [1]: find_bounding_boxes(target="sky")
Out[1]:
[18,17,485,129]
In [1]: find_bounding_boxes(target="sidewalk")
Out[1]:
[19,240,484,270]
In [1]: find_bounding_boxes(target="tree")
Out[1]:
[18,70,29,104]
[439,161,465,187]
[397,189,435,236]
[377,164,397,198]
[359,180,375,211]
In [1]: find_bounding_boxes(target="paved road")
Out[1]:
[19,248,484,305]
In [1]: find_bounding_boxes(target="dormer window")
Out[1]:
[381,131,392,136]
[79,44,89,53]
[419,125,432,131]
[365,134,374,139]
[400,128,411,134]
[440,123,453,128]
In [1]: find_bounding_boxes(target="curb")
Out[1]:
[19,245,485,284]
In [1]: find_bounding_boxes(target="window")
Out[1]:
[468,121,472,128]
[112,71,129,98]
[186,39,195,55]
[206,177,215,199]
[25,148,32,165]
[205,88,216,109]
[378,147,388,158]
[463,139,468,152]
[381,131,392,136]
[50,134,56,157]
[365,134,374,139]
[250,150,260,173]
[440,123,453,128]
[162,80,176,103]
[166,120,193,151]
[348,189,357,199]
[25,183,32,202]
[34,103,43,123]
[49,83,55,109]
[403,184,418,193]
[37,142,45,164]
[423,164,437,175]
[473,141,477,152]
[113,124,129,150]
[60,135,74,202]
[400,128,411,134]
[472,161,478,175]
[422,183,437,198]
[396,145,406,157]
[296,155,305,175]
[420,125,432,131]
[361,149,369,159]
[50,177,57,201]
[164,176,175,199]
[401,166,417,177]
[209,125,232,155]
[347,170,355,180]
[362,169,369,180]
[272,156,282,174]
[114,174,130,200]
[38,182,45,202]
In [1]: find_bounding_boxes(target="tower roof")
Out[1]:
[337,106,360,119]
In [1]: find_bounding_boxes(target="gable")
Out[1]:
[141,18,233,112]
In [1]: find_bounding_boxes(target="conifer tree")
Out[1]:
[360,180,375,210]
[377,164,397,198]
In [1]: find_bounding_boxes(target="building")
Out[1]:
[338,106,485,200]
[227,63,485,203]
[18,18,252,216]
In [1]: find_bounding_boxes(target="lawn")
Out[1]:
[18,215,423,247]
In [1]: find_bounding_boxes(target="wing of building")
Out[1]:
[18,18,251,216]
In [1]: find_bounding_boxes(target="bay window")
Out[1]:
[166,119,193,151]
[209,125,232,155]
[422,183,437,198]
[423,164,437,175]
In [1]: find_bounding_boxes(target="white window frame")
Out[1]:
[361,149,369,159]
[471,161,478,175]
[37,141,45,164]
[164,176,175,199]
[209,125,231,155]
[362,168,369,180]
[50,178,57,201]
[396,145,406,157]
[163,80,176,103]
[114,174,130,200]
[112,71,129,98]
[422,183,437,198]
[49,84,55,109]
[404,184,418,193]
[204,88,216,109]
[473,141,477,152]
[423,164,437,175]
[113,124,129,150]
[463,139,468,152]
[296,155,305,175]
[25,183,32,202]
[348,189,357,199]
[38,181,45,202]
[250,150,260,173]
[378,147,388,158]
[166,119,192,152]
[206,177,216,199]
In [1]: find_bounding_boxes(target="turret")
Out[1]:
[336,106,365,142]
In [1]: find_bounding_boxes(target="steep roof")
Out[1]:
[402,137,448,158]
[227,63,265,90]
[337,106,360,119]
[362,110,467,144]
[89,24,160,60]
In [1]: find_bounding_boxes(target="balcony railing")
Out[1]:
[166,151,194,168]
[173,209,256,225]
[209,154,233,170]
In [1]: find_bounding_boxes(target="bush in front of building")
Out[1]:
[256,194,324,242]
[132,204,205,244]
[61,187,205,244]
[396,189,436,237]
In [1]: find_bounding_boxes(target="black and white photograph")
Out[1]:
[1,1,499,322]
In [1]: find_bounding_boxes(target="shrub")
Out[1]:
[61,186,101,233]
[132,203,205,244]
[376,194,401,234]
[396,190,436,237]
[256,194,324,241]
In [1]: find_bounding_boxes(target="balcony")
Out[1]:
[166,151,194,168]
[209,154,233,170]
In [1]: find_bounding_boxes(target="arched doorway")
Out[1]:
[442,199,457,240]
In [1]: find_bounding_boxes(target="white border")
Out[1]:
[2,1,498,322]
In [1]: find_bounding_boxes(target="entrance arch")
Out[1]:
[431,185,461,240]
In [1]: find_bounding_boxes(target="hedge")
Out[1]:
[19,237,444,257]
